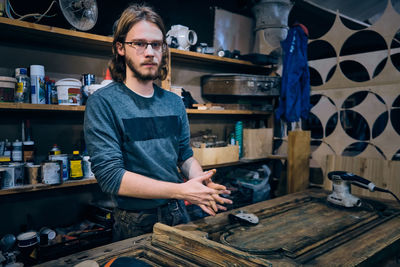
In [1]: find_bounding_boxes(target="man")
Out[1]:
[84,4,232,241]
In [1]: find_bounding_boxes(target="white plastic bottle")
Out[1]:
[30,65,46,104]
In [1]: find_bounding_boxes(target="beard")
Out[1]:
[126,56,161,81]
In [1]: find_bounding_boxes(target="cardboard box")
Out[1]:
[243,128,273,159]
[193,144,239,166]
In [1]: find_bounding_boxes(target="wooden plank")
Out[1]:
[0,102,85,111]
[186,109,272,115]
[0,178,98,196]
[152,223,275,267]
[306,216,400,266]
[287,130,311,193]
[242,128,273,159]
[0,17,111,42]
[324,155,400,200]
[0,103,271,116]
[170,48,270,68]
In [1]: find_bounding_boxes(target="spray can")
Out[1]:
[30,65,46,104]
[49,144,61,156]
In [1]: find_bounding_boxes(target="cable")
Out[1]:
[6,0,57,22]
[374,186,400,204]
[7,0,22,17]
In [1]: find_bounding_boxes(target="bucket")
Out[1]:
[55,78,82,105]
[0,76,17,102]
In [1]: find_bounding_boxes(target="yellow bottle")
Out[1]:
[70,150,83,180]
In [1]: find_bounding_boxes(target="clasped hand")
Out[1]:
[183,169,232,216]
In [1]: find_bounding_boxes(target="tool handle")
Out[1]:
[327,171,375,191]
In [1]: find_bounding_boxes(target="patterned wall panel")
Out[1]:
[304,0,400,174]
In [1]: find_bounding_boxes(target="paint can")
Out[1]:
[26,164,41,184]
[0,163,25,188]
[49,154,69,181]
[41,160,63,185]
[0,76,17,102]
[39,227,56,246]
[17,231,39,264]
[55,78,82,105]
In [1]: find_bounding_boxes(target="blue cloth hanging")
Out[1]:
[275,24,311,123]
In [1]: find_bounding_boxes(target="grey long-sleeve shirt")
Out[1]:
[84,82,193,210]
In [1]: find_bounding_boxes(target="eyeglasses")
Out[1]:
[124,41,166,53]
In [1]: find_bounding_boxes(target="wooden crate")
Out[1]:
[242,128,273,159]
[193,144,239,166]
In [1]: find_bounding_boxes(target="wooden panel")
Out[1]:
[174,189,400,266]
[193,145,239,166]
[287,130,311,193]
[152,223,274,267]
[0,178,97,196]
[242,128,273,160]
[324,155,400,200]
[219,199,379,257]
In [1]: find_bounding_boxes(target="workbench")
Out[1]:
[36,189,400,266]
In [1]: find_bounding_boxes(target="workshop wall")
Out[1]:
[301,1,400,197]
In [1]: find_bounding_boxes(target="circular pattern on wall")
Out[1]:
[308,40,337,86]
[391,95,400,135]
[390,28,400,72]
[340,30,388,82]
[339,1,387,30]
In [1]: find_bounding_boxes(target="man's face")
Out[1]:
[117,20,164,81]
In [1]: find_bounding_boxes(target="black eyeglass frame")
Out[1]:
[123,41,167,53]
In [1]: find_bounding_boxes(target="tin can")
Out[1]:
[49,154,69,181]
[0,163,24,188]
[82,74,95,86]
[41,160,63,185]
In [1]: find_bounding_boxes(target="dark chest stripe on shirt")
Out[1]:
[123,116,180,141]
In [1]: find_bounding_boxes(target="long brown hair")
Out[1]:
[108,4,169,83]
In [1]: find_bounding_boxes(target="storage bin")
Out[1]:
[193,144,239,166]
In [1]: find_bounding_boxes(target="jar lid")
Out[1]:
[23,141,34,145]
[12,141,22,146]
[73,151,79,155]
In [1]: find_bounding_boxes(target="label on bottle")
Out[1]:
[16,83,24,93]
[70,159,83,179]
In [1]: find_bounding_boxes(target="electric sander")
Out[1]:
[327,171,400,208]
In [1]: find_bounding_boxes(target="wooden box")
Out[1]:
[193,144,239,166]
[242,128,273,159]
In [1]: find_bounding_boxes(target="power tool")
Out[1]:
[327,171,400,208]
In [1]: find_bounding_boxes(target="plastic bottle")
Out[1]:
[45,76,52,104]
[30,65,46,104]
[82,155,95,178]
[50,80,58,104]
[15,68,30,103]
[49,144,61,156]
[12,140,23,162]
[69,150,83,180]
[3,139,11,158]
